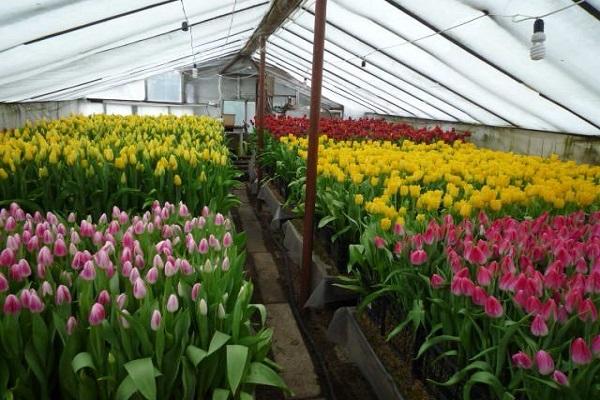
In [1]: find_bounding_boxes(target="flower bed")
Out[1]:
[0,201,286,399]
[347,211,600,398]
[263,115,470,143]
[0,115,238,217]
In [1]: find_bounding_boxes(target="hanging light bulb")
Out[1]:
[530,18,545,61]
[191,63,198,78]
[361,58,367,68]
[181,21,189,32]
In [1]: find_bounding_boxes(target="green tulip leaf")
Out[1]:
[226,345,248,394]
[186,345,208,367]
[212,388,230,400]
[246,362,290,394]
[208,331,231,355]
[123,358,158,400]
[72,352,96,373]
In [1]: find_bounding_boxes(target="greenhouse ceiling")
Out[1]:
[0,0,599,135]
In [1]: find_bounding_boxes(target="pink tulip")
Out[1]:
[119,310,131,328]
[5,216,16,231]
[430,274,444,289]
[215,213,224,226]
[167,294,179,313]
[198,238,209,254]
[484,296,504,318]
[3,294,20,315]
[535,350,554,375]
[46,212,58,225]
[512,351,532,369]
[530,314,548,337]
[88,303,105,326]
[571,338,592,365]
[66,316,77,335]
[112,206,121,219]
[578,298,598,322]
[541,298,558,321]
[133,278,147,299]
[410,249,428,266]
[28,292,44,313]
[164,261,177,277]
[153,254,164,269]
[202,206,210,217]
[180,259,193,275]
[471,286,488,306]
[179,203,190,217]
[197,216,206,229]
[392,241,402,255]
[223,232,233,248]
[122,231,134,249]
[37,246,53,267]
[55,285,71,305]
[80,261,96,281]
[116,293,127,309]
[94,249,111,270]
[0,248,15,266]
[150,309,162,331]
[134,254,144,269]
[121,260,133,278]
[0,273,7,294]
[222,257,230,272]
[373,236,386,249]
[476,266,492,287]
[98,213,108,225]
[7,235,20,251]
[393,223,404,236]
[191,283,201,301]
[80,220,95,237]
[119,211,129,225]
[97,290,110,306]
[155,239,172,256]
[465,245,487,265]
[26,235,39,252]
[129,267,140,284]
[552,370,569,386]
[145,267,159,284]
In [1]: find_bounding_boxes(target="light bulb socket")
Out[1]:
[533,18,544,33]
[361,59,367,68]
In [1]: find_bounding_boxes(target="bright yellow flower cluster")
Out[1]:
[0,114,232,215]
[281,134,600,222]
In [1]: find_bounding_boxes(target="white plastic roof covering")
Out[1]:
[0,0,599,135]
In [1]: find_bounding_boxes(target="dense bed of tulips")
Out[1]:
[0,202,286,399]
[265,134,600,245]
[345,211,600,398]
[0,115,238,217]
[263,115,470,143]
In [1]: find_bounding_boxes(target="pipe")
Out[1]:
[256,35,266,184]
[300,0,327,308]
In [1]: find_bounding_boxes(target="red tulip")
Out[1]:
[88,303,105,326]
[476,266,492,286]
[430,274,444,289]
[571,337,592,365]
[530,314,548,337]
[578,298,598,322]
[373,236,386,249]
[552,370,569,386]
[471,286,488,306]
[3,294,21,315]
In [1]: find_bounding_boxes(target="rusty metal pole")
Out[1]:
[300,0,327,307]
[256,36,266,185]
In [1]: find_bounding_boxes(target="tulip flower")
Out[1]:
[28,292,44,313]
[430,274,444,289]
[164,261,177,277]
[66,316,77,335]
[512,351,533,369]
[578,298,598,322]
[198,238,209,254]
[55,285,72,305]
[0,273,7,292]
[167,294,179,313]
[571,337,592,365]
[223,232,233,248]
[221,257,230,272]
[199,298,208,316]
[133,278,147,299]
[215,213,224,226]
[471,286,488,306]
[3,294,21,315]
[484,296,504,318]
[192,283,201,301]
[373,236,386,249]
[150,310,162,331]
[410,249,428,266]
[41,281,53,297]
[97,290,110,306]
[146,267,159,284]
[80,260,96,281]
[180,259,193,275]
[89,303,105,326]
[552,370,569,386]
[535,350,554,375]
[197,216,206,229]
[530,314,548,337]
[129,267,140,284]
[476,266,492,287]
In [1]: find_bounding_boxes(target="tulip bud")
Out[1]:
[119,310,131,328]
[215,213,224,226]
[430,274,444,289]
[198,216,206,229]
[222,257,230,272]
[217,303,226,319]
[164,261,177,277]
[484,296,503,318]
[3,294,21,315]
[530,314,548,337]
[512,351,532,369]
[223,232,233,248]
[151,309,162,331]
[179,203,190,217]
[116,293,127,309]
[41,281,53,297]
[373,236,386,249]
[129,267,140,283]
[98,213,108,225]
[571,337,592,365]
[167,294,179,313]
[202,206,210,217]
[133,278,147,299]
[203,259,212,273]
[199,298,208,316]
[67,212,76,223]
[0,273,8,292]
[191,283,201,301]
[535,350,554,375]
[80,260,96,281]
[97,290,110,306]
[552,370,569,386]
[89,303,105,326]
[409,249,428,266]
[66,316,77,335]
[146,267,159,284]
[592,335,600,357]
[198,238,209,254]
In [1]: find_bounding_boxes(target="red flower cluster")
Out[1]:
[263,115,470,143]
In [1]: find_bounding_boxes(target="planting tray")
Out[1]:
[256,183,357,308]
[327,307,404,400]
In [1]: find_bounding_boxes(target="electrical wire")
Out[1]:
[225,0,238,45]
[179,0,197,66]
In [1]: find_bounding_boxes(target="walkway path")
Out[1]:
[233,187,323,400]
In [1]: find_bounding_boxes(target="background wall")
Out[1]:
[367,114,600,165]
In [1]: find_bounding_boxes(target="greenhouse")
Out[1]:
[0,0,599,399]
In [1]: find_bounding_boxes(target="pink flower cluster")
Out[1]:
[0,201,234,332]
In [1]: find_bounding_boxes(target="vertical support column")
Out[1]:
[256,36,267,184]
[300,0,327,307]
